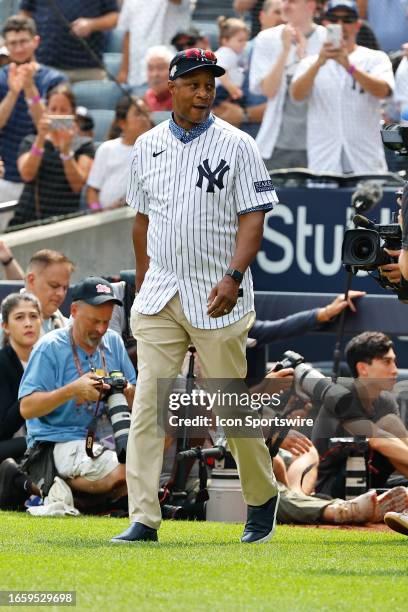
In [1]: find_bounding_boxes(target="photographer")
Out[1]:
[19,276,136,501]
[313,331,408,497]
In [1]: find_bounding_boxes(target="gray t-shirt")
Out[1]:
[275,73,307,151]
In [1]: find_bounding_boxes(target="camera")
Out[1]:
[275,351,353,418]
[273,349,305,371]
[342,214,401,271]
[381,124,408,154]
[103,370,131,464]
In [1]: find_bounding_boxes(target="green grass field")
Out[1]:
[0,513,407,611]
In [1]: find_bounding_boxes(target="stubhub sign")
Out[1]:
[252,186,398,293]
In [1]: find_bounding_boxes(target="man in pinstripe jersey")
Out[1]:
[111,49,281,545]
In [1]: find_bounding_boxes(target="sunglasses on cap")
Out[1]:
[326,13,358,23]
[180,48,217,63]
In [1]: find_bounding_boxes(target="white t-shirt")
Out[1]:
[118,0,192,86]
[87,138,133,208]
[292,46,395,174]
[215,46,245,88]
[250,23,326,159]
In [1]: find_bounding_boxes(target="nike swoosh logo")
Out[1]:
[153,149,166,158]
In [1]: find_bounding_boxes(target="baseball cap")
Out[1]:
[71,276,123,306]
[326,1,359,16]
[169,48,225,81]
[171,26,202,51]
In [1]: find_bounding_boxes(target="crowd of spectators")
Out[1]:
[2,1,408,227]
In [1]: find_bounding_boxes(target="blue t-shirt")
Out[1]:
[20,0,119,69]
[0,64,66,182]
[19,326,136,447]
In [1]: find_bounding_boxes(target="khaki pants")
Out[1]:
[127,294,278,529]
[277,483,334,524]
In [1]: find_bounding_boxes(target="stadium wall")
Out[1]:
[0,208,136,281]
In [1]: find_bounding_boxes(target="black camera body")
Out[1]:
[101,370,127,390]
[381,124,408,155]
[273,350,305,371]
[342,215,401,271]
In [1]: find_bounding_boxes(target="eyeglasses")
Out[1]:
[326,13,358,24]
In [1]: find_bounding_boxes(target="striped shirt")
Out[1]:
[292,46,394,174]
[127,114,278,330]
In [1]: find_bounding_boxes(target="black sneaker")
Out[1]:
[110,521,158,543]
[241,492,280,544]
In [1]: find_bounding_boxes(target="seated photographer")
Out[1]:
[0,293,42,464]
[252,370,320,495]
[19,276,136,501]
[273,450,408,526]
[313,331,408,497]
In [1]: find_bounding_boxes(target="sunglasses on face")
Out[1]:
[176,37,198,49]
[326,13,358,24]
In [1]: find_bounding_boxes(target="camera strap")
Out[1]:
[69,328,107,459]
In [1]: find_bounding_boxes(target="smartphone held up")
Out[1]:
[326,24,342,48]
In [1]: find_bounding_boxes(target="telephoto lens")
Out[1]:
[105,371,131,463]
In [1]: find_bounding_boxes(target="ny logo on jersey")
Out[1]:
[196,159,230,193]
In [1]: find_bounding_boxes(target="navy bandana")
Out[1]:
[169,114,215,144]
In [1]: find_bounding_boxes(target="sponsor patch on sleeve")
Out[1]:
[254,180,275,193]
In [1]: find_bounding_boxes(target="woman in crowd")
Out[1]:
[86,95,152,211]
[9,83,94,227]
[0,293,42,463]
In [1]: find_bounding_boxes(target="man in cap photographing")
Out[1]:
[112,48,281,545]
[19,276,136,499]
[291,0,394,173]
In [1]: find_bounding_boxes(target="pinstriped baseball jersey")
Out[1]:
[127,114,278,330]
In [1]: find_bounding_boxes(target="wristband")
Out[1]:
[30,144,44,157]
[348,64,356,75]
[89,201,102,210]
[59,151,74,161]
[1,256,14,266]
[26,94,41,106]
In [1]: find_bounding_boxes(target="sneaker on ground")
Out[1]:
[331,490,377,524]
[241,492,280,544]
[384,510,408,536]
[375,486,408,522]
